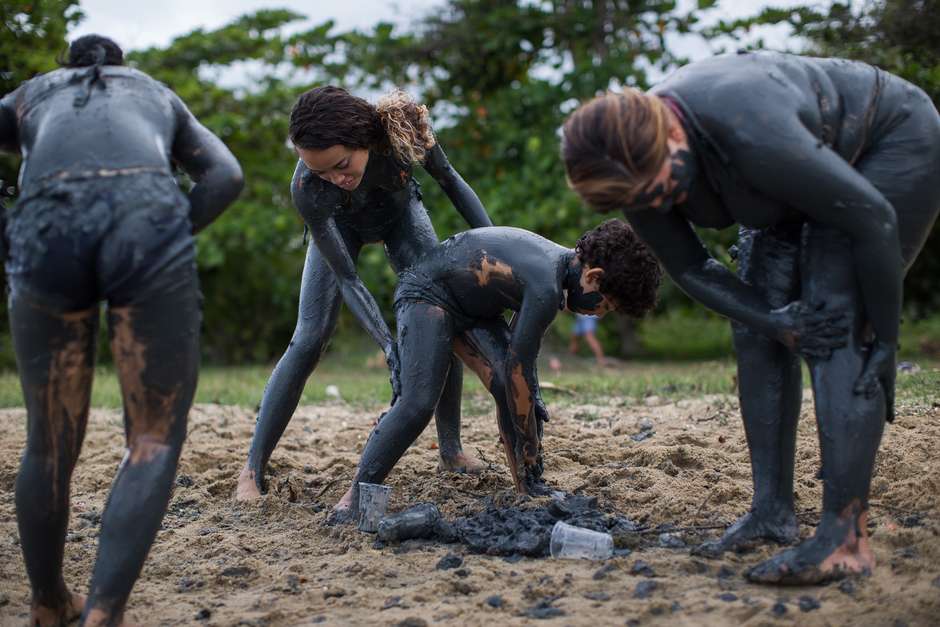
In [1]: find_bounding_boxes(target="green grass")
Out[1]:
[0,351,935,410]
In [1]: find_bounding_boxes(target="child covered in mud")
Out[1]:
[0,35,242,625]
[331,220,662,522]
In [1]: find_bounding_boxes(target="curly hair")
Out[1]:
[64,34,124,67]
[562,89,671,213]
[289,86,434,165]
[575,219,663,318]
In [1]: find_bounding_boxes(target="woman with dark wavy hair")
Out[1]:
[561,51,940,584]
[236,86,493,500]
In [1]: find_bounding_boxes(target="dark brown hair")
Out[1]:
[575,218,663,318]
[562,89,670,213]
[64,35,124,67]
[289,86,435,165]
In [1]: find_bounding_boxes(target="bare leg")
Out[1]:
[583,331,607,365]
[695,226,802,558]
[332,302,454,522]
[238,234,361,499]
[11,298,96,626]
[384,196,479,472]
[748,226,880,584]
[81,284,200,624]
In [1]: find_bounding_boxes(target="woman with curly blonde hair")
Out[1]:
[236,86,493,500]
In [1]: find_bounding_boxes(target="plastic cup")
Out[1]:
[550,520,614,560]
[357,482,392,533]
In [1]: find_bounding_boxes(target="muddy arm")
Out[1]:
[503,292,557,480]
[736,126,902,346]
[170,94,244,234]
[423,143,493,228]
[0,91,19,154]
[627,209,844,356]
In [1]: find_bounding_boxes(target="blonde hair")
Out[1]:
[376,90,436,165]
[561,89,671,213]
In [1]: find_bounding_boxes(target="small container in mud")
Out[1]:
[357,482,392,533]
[550,521,613,560]
[377,502,442,542]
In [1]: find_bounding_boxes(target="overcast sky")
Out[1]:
[70,0,814,59]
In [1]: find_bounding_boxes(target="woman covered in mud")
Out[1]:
[0,35,243,625]
[562,51,940,584]
[331,220,662,522]
[236,86,493,500]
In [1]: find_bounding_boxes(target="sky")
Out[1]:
[70,0,815,60]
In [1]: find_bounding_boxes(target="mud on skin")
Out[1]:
[333,222,660,521]
[239,135,493,498]
[1,35,242,625]
[566,51,940,582]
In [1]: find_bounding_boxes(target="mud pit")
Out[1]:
[2,392,939,625]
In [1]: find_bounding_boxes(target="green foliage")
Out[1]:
[4,0,937,365]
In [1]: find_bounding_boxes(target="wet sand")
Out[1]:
[1,391,939,626]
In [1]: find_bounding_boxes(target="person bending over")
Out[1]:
[331,220,662,521]
[562,51,940,583]
[236,86,493,500]
[0,35,243,625]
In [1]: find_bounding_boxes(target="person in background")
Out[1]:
[569,313,608,366]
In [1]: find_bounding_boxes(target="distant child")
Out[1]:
[569,313,608,365]
[332,220,661,521]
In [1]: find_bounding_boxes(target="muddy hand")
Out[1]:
[772,300,849,359]
[854,340,896,422]
[385,343,402,404]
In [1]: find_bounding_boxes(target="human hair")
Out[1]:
[64,35,124,67]
[289,86,435,165]
[575,218,663,317]
[562,89,670,213]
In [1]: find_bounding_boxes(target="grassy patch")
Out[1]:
[0,351,935,411]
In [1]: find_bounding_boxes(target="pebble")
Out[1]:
[798,596,820,612]
[436,552,464,570]
[838,579,856,595]
[772,601,787,616]
[633,580,657,599]
[583,591,611,602]
[195,609,211,620]
[630,560,655,577]
[658,532,685,548]
[592,564,617,580]
[718,593,737,602]
[485,595,504,608]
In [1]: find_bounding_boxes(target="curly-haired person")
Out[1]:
[331,220,662,522]
[236,86,494,500]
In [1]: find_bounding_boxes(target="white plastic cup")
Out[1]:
[357,482,392,533]
[550,520,614,560]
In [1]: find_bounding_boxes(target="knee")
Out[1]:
[286,326,329,365]
[396,389,440,420]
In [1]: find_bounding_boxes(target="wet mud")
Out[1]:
[2,389,940,625]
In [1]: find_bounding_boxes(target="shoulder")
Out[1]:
[291,160,344,220]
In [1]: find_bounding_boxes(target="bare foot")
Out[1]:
[746,504,874,585]
[692,507,798,558]
[234,464,262,501]
[83,606,139,627]
[327,487,356,526]
[31,591,84,627]
[438,451,486,475]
